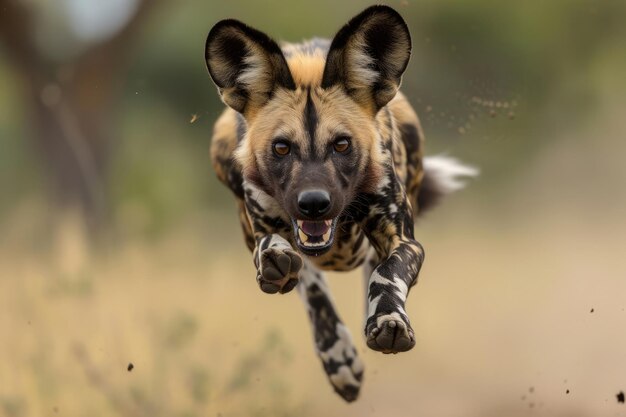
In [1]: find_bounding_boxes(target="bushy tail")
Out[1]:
[418,155,479,214]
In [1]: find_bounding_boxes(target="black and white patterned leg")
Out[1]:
[298,261,364,402]
[362,249,415,353]
[364,241,423,354]
[362,248,379,320]
[254,234,303,294]
[352,162,426,354]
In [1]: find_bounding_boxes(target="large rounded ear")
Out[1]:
[205,19,296,114]
[321,6,411,112]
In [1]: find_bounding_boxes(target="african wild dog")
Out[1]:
[205,5,476,402]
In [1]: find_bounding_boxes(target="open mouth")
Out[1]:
[292,218,338,255]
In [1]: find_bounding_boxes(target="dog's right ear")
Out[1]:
[205,19,295,115]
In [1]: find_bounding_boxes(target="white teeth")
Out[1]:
[296,219,334,247]
[303,240,325,247]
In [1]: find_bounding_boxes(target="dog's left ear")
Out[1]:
[322,6,411,112]
[205,19,295,115]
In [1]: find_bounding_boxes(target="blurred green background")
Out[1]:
[1,0,626,416]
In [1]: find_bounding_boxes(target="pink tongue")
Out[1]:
[301,221,330,237]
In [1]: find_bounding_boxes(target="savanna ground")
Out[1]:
[1,1,626,416]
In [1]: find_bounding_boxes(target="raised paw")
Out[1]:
[365,313,415,354]
[257,248,303,294]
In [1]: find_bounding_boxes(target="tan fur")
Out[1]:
[388,92,424,202]
[281,44,327,86]
[210,108,239,186]
[234,84,386,191]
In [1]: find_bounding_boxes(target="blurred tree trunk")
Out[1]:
[0,0,159,234]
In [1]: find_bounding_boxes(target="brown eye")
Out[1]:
[273,141,290,156]
[333,137,351,153]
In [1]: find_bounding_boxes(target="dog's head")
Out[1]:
[205,6,411,255]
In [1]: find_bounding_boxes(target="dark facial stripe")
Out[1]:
[304,89,318,156]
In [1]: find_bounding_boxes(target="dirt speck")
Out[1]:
[617,391,625,403]
[127,363,134,372]
[590,308,594,313]
[566,389,570,394]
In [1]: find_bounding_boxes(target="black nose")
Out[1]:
[297,190,331,218]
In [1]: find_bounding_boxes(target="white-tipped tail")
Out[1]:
[418,155,479,213]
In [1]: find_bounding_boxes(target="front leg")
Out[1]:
[243,183,303,294]
[253,234,303,294]
[359,179,425,354]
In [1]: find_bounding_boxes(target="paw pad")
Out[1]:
[257,248,302,294]
[366,315,415,354]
